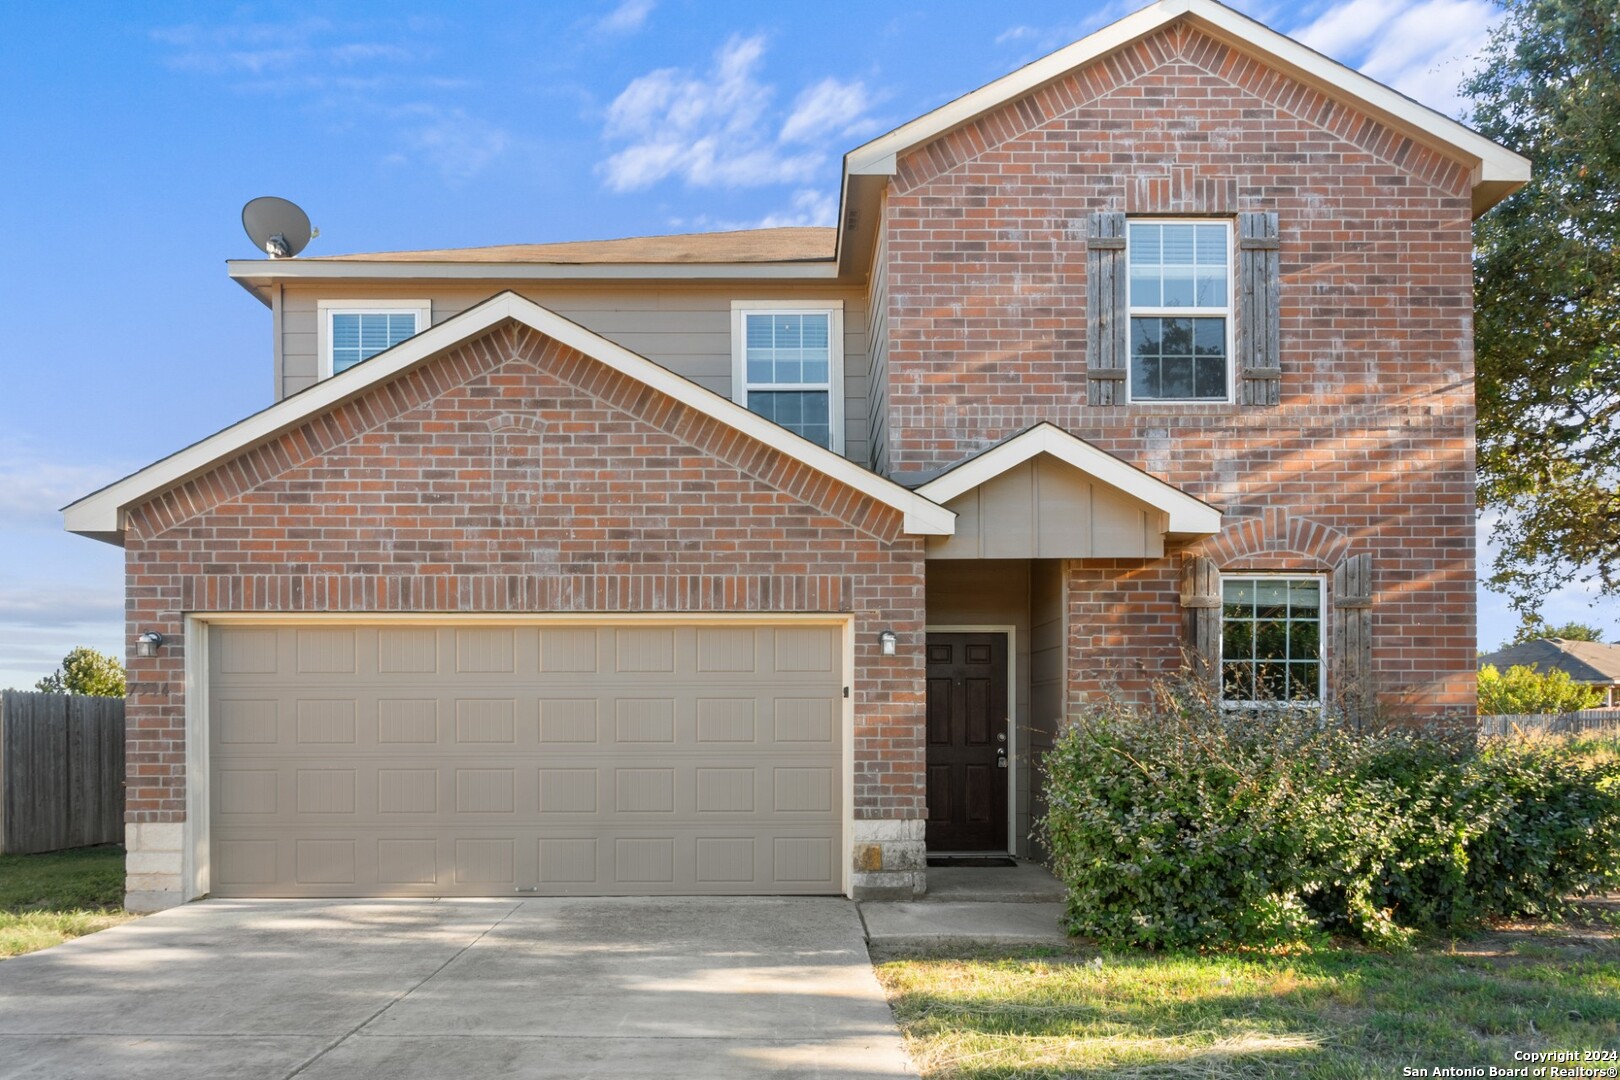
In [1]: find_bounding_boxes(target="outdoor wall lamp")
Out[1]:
[136,631,164,658]
[878,629,898,656]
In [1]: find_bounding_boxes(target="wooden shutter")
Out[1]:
[1180,556,1222,689]
[1237,211,1281,406]
[1086,211,1129,405]
[1331,554,1374,715]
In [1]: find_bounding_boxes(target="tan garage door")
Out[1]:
[207,622,844,897]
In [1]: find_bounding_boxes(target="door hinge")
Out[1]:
[843,686,850,699]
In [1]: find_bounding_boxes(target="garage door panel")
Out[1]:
[208,825,843,897]
[210,623,843,897]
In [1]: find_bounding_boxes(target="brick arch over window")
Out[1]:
[1194,508,1353,572]
[1183,510,1376,714]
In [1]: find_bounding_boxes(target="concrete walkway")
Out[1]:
[0,897,914,1080]
[860,862,1072,948]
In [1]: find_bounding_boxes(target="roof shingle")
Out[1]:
[308,227,836,265]
[1477,638,1620,683]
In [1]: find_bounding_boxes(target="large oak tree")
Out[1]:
[1466,0,1620,619]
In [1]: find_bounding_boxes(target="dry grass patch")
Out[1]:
[873,903,1620,1079]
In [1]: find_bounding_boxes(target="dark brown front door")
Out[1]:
[925,632,1009,851]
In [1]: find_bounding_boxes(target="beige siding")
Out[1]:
[927,456,1169,560]
[867,219,890,475]
[926,560,1033,857]
[279,284,873,466]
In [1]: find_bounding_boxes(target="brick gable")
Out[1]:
[122,320,927,825]
[882,19,1477,715]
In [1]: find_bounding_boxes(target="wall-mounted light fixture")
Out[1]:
[136,631,164,658]
[878,629,898,656]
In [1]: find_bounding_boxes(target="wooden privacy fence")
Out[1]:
[1479,708,1620,737]
[0,690,124,855]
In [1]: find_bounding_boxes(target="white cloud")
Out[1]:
[598,35,873,192]
[151,17,412,76]
[755,188,839,228]
[990,3,1137,57]
[151,13,513,182]
[1291,0,1501,116]
[0,445,128,531]
[779,78,875,144]
[596,0,655,34]
[390,105,511,181]
[0,584,123,629]
[995,25,1038,45]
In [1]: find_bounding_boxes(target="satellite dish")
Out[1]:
[241,196,315,258]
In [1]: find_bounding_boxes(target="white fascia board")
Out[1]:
[226,259,842,283]
[844,0,1528,189]
[63,292,954,540]
[916,423,1222,536]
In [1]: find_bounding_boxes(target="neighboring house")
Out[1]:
[1478,639,1620,710]
[64,0,1529,912]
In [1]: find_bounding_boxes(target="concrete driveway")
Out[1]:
[0,897,914,1079]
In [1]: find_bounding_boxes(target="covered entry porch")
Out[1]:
[913,425,1223,861]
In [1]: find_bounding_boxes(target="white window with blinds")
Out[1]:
[1126,220,1233,402]
[317,299,432,378]
[730,301,844,452]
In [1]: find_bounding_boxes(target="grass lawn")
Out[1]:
[0,845,136,958]
[874,900,1620,1079]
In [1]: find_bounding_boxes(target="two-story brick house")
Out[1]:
[66,0,1528,911]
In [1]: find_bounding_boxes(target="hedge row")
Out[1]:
[1039,681,1620,950]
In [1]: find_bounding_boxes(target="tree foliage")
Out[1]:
[1478,662,1605,715]
[35,647,126,698]
[1466,0,1620,618]
[1509,618,1607,644]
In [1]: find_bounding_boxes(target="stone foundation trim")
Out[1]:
[851,818,927,899]
[124,822,185,913]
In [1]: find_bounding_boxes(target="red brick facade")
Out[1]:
[883,24,1478,715]
[122,323,927,824]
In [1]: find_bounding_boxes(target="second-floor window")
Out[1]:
[731,302,843,451]
[318,300,431,378]
[1128,220,1231,402]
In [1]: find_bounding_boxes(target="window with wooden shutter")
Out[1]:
[1220,576,1324,707]
[1085,211,1128,405]
[1237,211,1281,406]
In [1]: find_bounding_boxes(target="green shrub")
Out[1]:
[1038,680,1620,951]
[1477,662,1604,715]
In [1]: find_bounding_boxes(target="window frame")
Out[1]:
[1123,217,1235,405]
[729,299,845,454]
[1218,572,1327,710]
[317,299,432,379]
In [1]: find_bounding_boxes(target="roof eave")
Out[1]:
[915,422,1223,536]
[63,291,955,542]
[225,258,845,286]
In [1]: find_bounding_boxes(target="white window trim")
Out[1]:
[317,298,432,380]
[730,300,845,454]
[1123,218,1235,405]
[1218,572,1327,709]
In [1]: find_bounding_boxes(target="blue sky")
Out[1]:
[0,0,1612,689]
